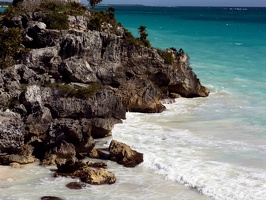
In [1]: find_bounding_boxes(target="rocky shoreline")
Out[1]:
[0,0,209,193]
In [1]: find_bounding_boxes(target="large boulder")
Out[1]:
[44,89,126,119]
[0,111,26,153]
[109,140,143,167]
[45,118,95,153]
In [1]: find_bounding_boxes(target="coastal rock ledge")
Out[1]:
[0,0,209,185]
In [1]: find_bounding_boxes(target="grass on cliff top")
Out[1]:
[50,83,103,99]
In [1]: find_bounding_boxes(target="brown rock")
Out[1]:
[40,196,63,200]
[170,93,181,98]
[87,161,107,168]
[88,148,110,160]
[66,182,87,190]
[55,158,115,185]
[109,140,143,167]
[79,168,116,185]
[56,157,86,174]
[0,154,35,165]
[10,162,21,168]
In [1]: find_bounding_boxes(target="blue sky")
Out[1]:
[81,0,266,7]
[1,0,265,7]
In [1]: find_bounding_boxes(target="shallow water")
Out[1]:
[0,161,209,200]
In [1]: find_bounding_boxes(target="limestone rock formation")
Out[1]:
[0,0,209,182]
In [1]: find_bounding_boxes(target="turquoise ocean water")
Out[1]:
[109,6,266,200]
[1,6,266,200]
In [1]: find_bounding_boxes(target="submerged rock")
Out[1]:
[66,182,87,190]
[55,158,115,185]
[40,196,63,200]
[79,167,116,185]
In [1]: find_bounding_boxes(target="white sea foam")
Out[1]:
[111,97,266,200]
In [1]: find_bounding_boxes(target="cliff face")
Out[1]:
[0,5,209,165]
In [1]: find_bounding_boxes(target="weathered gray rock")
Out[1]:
[25,106,53,136]
[90,118,122,138]
[59,57,99,83]
[0,111,25,153]
[45,118,95,155]
[68,15,88,31]
[45,89,126,119]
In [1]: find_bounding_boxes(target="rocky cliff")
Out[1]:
[0,1,209,174]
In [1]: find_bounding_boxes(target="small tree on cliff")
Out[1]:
[88,0,102,9]
[138,26,148,40]
[138,26,151,47]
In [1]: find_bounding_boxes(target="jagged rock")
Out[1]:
[68,15,88,31]
[26,106,53,137]
[56,157,85,174]
[90,118,122,138]
[88,148,110,160]
[42,141,76,166]
[0,143,36,165]
[59,57,99,83]
[109,140,143,167]
[56,141,76,159]
[168,54,210,97]
[87,161,107,168]
[55,157,115,185]
[79,167,116,185]
[0,3,209,172]
[46,118,95,154]
[114,78,166,113]
[0,111,25,153]
[0,154,35,165]
[45,89,126,119]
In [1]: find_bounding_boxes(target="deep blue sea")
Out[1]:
[1,6,266,200]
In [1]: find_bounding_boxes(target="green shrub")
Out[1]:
[123,27,151,48]
[45,12,69,30]
[2,5,22,19]
[88,9,120,33]
[0,27,25,68]
[8,97,19,109]
[158,49,174,64]
[67,2,87,16]
[52,83,103,99]
[39,0,87,16]
[75,83,103,99]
